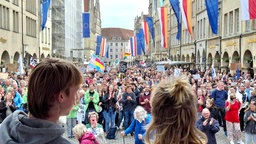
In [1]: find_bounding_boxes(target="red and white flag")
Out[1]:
[241,0,256,20]
[29,57,37,68]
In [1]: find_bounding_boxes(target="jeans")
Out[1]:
[123,110,134,129]
[117,110,124,128]
[217,107,226,132]
[66,118,76,137]
[245,133,256,144]
[103,108,116,131]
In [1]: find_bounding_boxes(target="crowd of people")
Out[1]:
[0,58,256,144]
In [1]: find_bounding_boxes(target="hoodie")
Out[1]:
[0,110,70,144]
[79,132,99,144]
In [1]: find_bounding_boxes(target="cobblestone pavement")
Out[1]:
[64,127,245,144]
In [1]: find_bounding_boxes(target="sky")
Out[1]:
[99,0,149,30]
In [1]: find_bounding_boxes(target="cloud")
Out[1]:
[100,0,149,30]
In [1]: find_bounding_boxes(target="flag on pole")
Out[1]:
[89,54,105,73]
[136,32,143,56]
[142,20,150,54]
[138,29,145,54]
[241,0,256,20]
[100,38,107,57]
[130,36,137,57]
[212,65,216,79]
[106,45,110,59]
[29,57,37,68]
[82,12,90,38]
[124,53,131,60]
[205,0,218,34]
[145,17,155,42]
[95,35,102,55]
[180,0,193,36]
[169,0,181,40]
[158,7,168,48]
[41,0,51,31]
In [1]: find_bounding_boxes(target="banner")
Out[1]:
[95,35,102,55]
[41,0,51,30]
[119,61,127,73]
[82,13,90,38]
[169,0,181,39]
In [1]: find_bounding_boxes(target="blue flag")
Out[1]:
[236,67,240,79]
[136,33,142,56]
[106,45,110,58]
[138,28,145,54]
[169,0,181,40]
[41,0,51,31]
[145,17,155,42]
[82,13,90,38]
[205,0,218,34]
[95,36,102,55]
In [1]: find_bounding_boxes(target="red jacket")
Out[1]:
[79,132,98,144]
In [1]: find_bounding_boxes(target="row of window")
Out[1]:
[5,0,18,6]
[109,42,128,47]
[26,17,36,37]
[26,0,36,15]
[0,4,37,37]
[109,55,120,59]
[41,27,51,45]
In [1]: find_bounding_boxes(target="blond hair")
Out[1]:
[72,124,87,139]
[145,76,207,144]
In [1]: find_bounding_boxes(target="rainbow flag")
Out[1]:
[180,0,193,36]
[89,54,105,73]
[158,7,168,48]
[142,20,150,54]
[124,53,131,60]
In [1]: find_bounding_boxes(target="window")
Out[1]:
[110,48,113,52]
[229,11,233,34]
[121,43,123,46]
[48,28,50,44]
[115,43,118,46]
[224,14,228,36]
[110,55,113,59]
[0,5,10,30]
[13,0,19,6]
[26,16,36,37]
[245,20,250,31]
[13,10,19,32]
[26,0,36,14]
[235,9,239,33]
[203,18,206,38]
[112,37,116,40]
[252,20,256,30]
[116,55,118,58]
[110,43,113,46]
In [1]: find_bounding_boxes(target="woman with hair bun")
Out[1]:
[145,76,207,144]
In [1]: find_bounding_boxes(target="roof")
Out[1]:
[101,28,134,41]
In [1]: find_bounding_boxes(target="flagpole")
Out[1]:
[179,8,182,61]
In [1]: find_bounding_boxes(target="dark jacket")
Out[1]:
[196,117,220,144]
[120,92,137,111]
[102,92,117,112]
[244,110,256,134]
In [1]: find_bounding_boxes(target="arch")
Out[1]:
[1,51,10,64]
[243,50,253,69]
[32,53,37,59]
[41,53,45,60]
[202,49,206,63]
[186,54,190,62]
[196,50,201,64]
[214,52,221,67]
[177,54,180,61]
[207,53,213,66]
[47,54,50,58]
[174,55,177,61]
[231,51,240,63]
[191,53,195,63]
[13,52,20,64]
[170,55,173,61]
[222,52,229,67]
[182,55,185,61]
